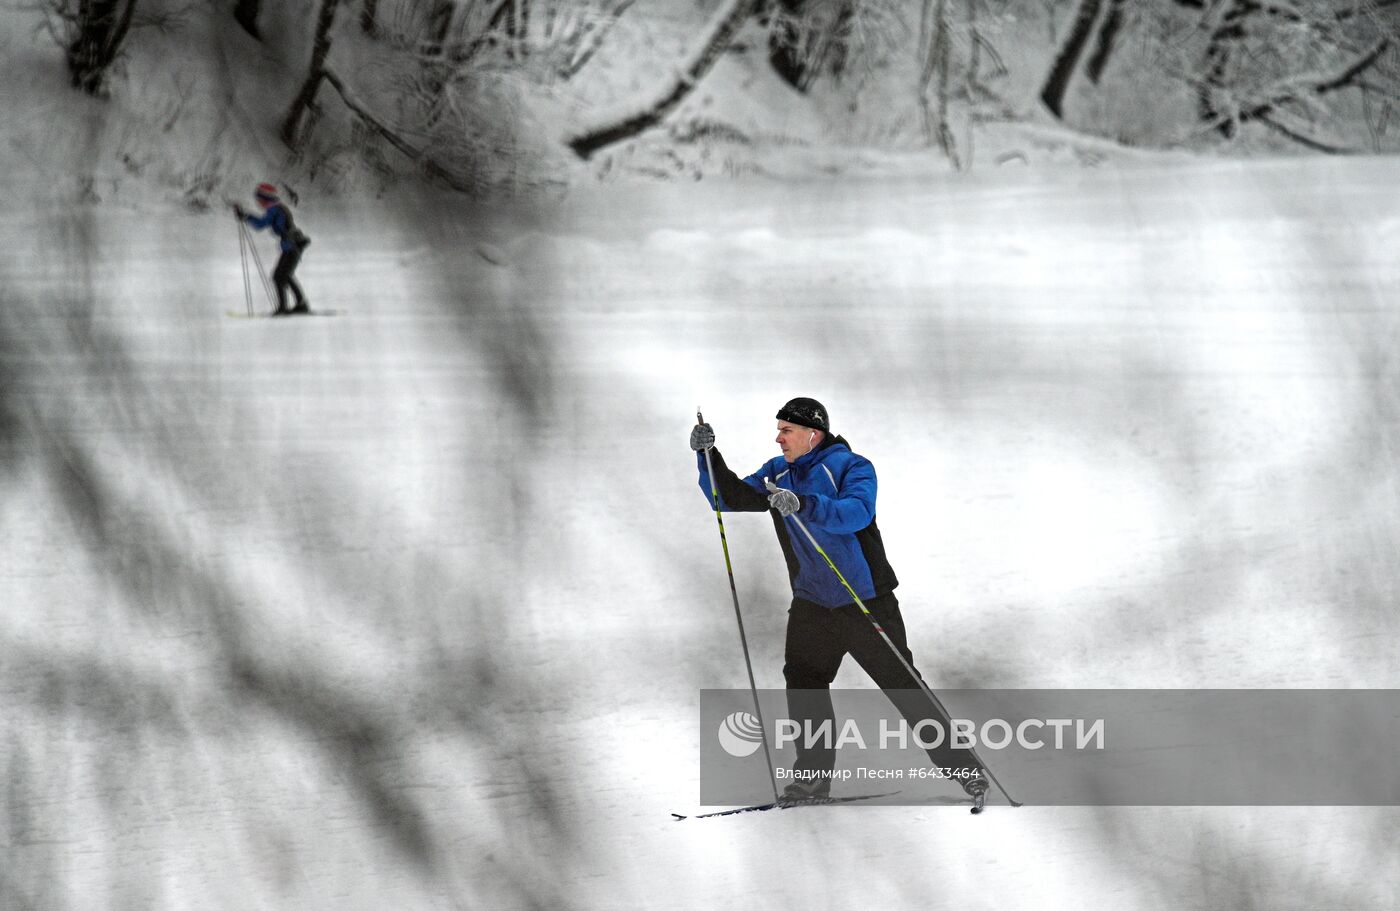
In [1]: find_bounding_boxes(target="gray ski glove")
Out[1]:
[764,479,801,517]
[690,423,715,451]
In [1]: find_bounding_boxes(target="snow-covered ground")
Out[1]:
[3,157,1399,909]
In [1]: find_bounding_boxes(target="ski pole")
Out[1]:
[699,408,781,804]
[764,478,1022,810]
[237,210,254,317]
[240,219,277,311]
[250,223,276,309]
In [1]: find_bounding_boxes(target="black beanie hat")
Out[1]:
[776,397,829,432]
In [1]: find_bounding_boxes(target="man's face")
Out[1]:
[776,421,820,463]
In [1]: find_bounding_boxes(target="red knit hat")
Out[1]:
[254,182,278,202]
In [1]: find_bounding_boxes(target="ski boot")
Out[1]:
[780,777,832,806]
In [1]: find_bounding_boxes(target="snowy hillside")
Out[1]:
[3,2,1400,910]
[5,152,1400,908]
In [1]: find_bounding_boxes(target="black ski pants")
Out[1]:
[273,248,307,312]
[784,593,983,785]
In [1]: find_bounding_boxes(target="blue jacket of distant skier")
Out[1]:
[697,435,898,608]
[244,203,297,253]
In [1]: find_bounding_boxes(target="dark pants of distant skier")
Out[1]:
[273,248,307,313]
[785,592,982,783]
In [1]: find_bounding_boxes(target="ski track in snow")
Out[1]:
[1,159,1399,909]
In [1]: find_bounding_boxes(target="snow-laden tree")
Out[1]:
[765,0,855,91]
[39,0,204,96]
[40,0,140,95]
[1188,0,1397,150]
[1039,0,1400,152]
[566,0,757,158]
[297,0,645,185]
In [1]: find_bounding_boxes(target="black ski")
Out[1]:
[226,310,342,319]
[671,791,899,820]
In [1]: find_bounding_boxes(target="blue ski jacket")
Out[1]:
[244,204,297,252]
[697,435,898,608]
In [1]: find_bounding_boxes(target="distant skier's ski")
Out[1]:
[226,310,342,319]
[671,791,898,820]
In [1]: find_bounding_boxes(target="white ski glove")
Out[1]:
[690,423,715,451]
[764,478,801,517]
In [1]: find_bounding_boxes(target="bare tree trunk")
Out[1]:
[423,0,454,55]
[67,0,140,96]
[966,0,981,86]
[1198,0,1248,135]
[233,0,260,39]
[281,0,342,149]
[918,0,959,166]
[768,0,806,89]
[512,0,532,60]
[420,1,463,132]
[1038,0,1102,119]
[1086,0,1126,84]
[825,1,853,82]
[766,0,854,92]
[567,0,756,159]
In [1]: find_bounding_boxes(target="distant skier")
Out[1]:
[691,398,988,807]
[235,182,311,316]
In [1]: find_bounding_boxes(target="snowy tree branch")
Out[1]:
[1255,111,1349,152]
[319,66,472,191]
[1242,37,1390,122]
[566,0,756,160]
[558,0,635,81]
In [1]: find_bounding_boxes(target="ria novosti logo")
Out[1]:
[717,711,764,758]
[717,712,1106,756]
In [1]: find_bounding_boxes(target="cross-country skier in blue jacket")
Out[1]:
[692,397,987,807]
[235,182,310,316]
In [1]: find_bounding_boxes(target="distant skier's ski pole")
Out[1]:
[699,408,781,805]
[764,478,1022,810]
[237,210,254,317]
[238,218,277,311]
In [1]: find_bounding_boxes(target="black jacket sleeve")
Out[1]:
[697,446,771,512]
